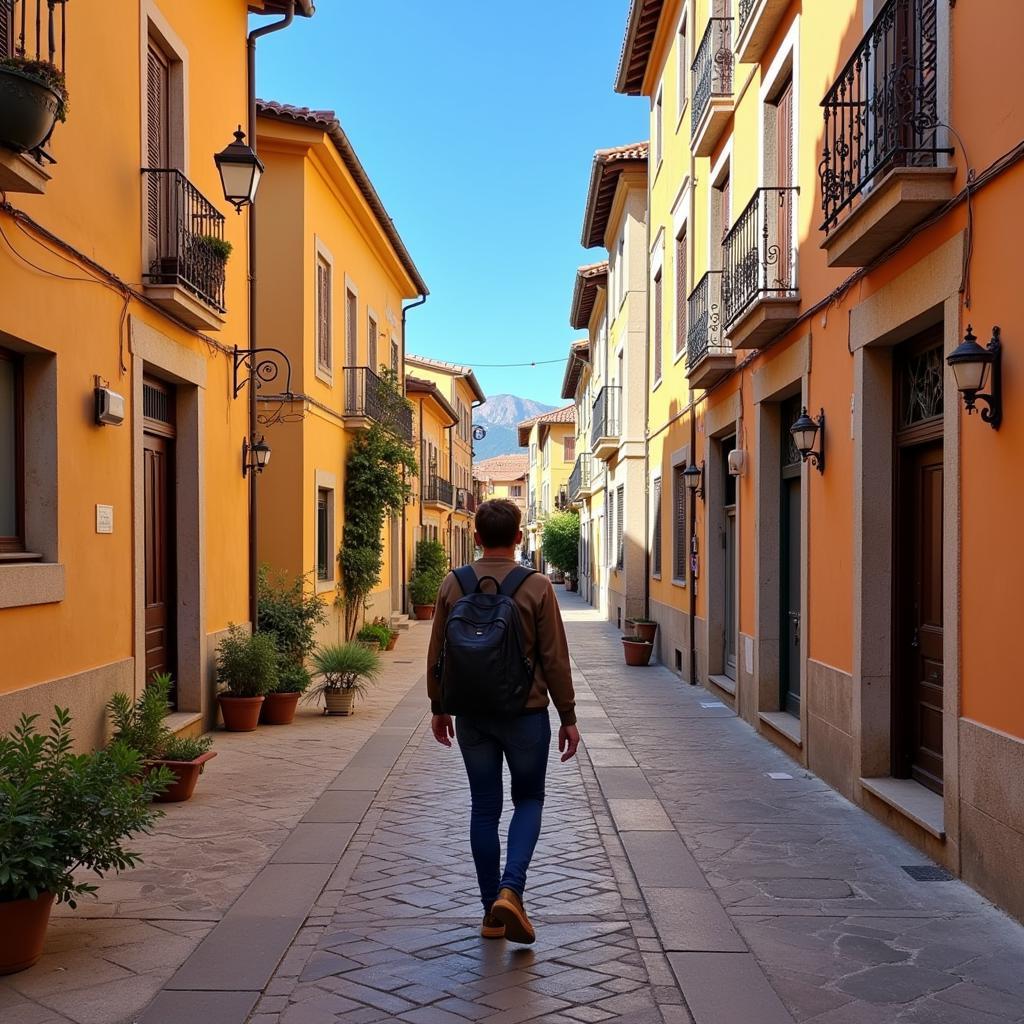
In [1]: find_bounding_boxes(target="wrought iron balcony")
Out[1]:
[691,17,733,155]
[721,187,800,348]
[568,452,593,502]
[738,0,756,30]
[735,0,791,64]
[142,169,227,322]
[456,488,477,514]
[343,366,414,441]
[591,385,621,461]
[686,271,732,389]
[818,0,953,264]
[423,476,454,507]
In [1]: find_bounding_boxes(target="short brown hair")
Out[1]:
[475,499,521,548]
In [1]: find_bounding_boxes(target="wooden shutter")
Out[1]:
[146,44,170,250]
[775,78,795,289]
[316,257,331,372]
[673,465,687,580]
[676,231,688,354]
[368,314,378,373]
[616,484,625,569]
[607,489,615,566]
[564,436,575,463]
[346,290,358,365]
[654,271,663,380]
[652,477,663,577]
[0,1,13,59]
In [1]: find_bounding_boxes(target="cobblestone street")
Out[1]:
[4,591,1024,1024]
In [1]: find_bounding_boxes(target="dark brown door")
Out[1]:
[775,78,794,291]
[780,397,802,715]
[895,440,944,792]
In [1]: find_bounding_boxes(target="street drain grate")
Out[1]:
[902,865,954,882]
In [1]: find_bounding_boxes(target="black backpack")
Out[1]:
[437,565,536,717]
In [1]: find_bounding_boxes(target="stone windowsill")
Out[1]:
[759,710,802,747]
[0,561,65,609]
[860,776,946,840]
[708,673,737,697]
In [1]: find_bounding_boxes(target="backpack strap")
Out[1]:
[498,566,535,599]
[452,565,479,596]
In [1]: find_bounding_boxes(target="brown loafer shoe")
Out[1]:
[480,911,505,940]
[490,887,535,944]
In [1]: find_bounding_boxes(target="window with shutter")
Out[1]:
[345,289,358,411]
[653,271,663,381]
[652,477,663,577]
[606,490,615,566]
[146,43,171,253]
[616,484,625,569]
[564,437,575,463]
[677,21,688,114]
[368,314,378,373]
[316,256,332,375]
[673,465,687,581]
[676,230,688,354]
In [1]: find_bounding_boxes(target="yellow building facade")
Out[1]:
[472,454,529,518]
[405,354,485,569]
[254,102,427,641]
[0,0,312,745]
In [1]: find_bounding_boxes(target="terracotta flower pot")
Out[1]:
[218,695,265,732]
[385,633,398,651]
[413,604,435,621]
[0,892,54,975]
[623,618,636,634]
[622,637,653,667]
[152,751,217,803]
[633,621,658,643]
[261,691,301,726]
[324,689,356,716]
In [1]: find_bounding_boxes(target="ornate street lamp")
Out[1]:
[242,434,271,477]
[790,407,825,474]
[947,325,1002,429]
[215,127,265,212]
[683,460,704,500]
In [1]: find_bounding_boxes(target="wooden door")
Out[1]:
[144,432,176,689]
[780,397,802,715]
[722,435,738,681]
[895,440,944,792]
[775,78,794,291]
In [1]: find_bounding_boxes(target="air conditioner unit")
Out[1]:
[95,386,126,426]
[727,449,746,477]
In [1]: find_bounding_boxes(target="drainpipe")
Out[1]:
[643,182,652,623]
[689,398,698,685]
[401,295,427,613]
[246,3,295,630]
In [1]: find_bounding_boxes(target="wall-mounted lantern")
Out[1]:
[215,128,265,213]
[947,325,1002,430]
[790,407,825,474]
[242,434,271,477]
[683,460,705,500]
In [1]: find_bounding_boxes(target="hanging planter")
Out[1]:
[0,60,67,154]
[622,636,653,667]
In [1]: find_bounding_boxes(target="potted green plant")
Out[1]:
[216,626,279,731]
[106,673,215,803]
[305,642,380,716]
[631,618,659,644]
[357,622,392,651]
[541,510,579,592]
[256,568,327,726]
[409,539,448,620]
[373,615,399,651]
[622,635,654,667]
[0,709,170,974]
[0,57,68,153]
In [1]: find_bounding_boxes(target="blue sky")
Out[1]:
[257,1,647,407]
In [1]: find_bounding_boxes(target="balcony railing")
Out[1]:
[527,503,539,525]
[456,488,477,513]
[687,271,727,366]
[142,169,227,313]
[738,0,757,32]
[343,366,413,441]
[722,187,798,329]
[568,453,592,501]
[819,0,945,234]
[591,385,622,450]
[423,476,454,507]
[691,17,733,135]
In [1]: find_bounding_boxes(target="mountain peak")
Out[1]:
[474,395,557,458]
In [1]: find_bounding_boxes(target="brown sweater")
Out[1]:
[426,558,577,726]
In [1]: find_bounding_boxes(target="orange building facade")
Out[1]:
[0,1,311,745]
[598,0,1024,918]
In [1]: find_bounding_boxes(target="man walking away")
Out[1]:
[427,499,579,944]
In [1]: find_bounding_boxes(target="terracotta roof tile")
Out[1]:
[257,100,427,296]
[473,454,529,481]
[615,0,666,96]
[405,353,486,404]
[581,143,649,249]
[561,339,591,401]
[570,260,609,330]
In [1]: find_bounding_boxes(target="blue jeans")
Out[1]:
[455,712,551,910]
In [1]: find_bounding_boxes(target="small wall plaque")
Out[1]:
[96,504,114,534]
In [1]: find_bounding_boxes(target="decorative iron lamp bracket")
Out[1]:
[948,326,1002,430]
[232,345,294,399]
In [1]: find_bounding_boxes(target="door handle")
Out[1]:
[911,627,920,649]
[790,612,800,646]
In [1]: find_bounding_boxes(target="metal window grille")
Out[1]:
[616,484,625,570]
[652,477,663,577]
[673,465,687,580]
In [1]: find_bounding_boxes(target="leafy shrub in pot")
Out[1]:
[409,539,448,619]
[357,622,392,650]
[0,709,170,973]
[216,626,279,731]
